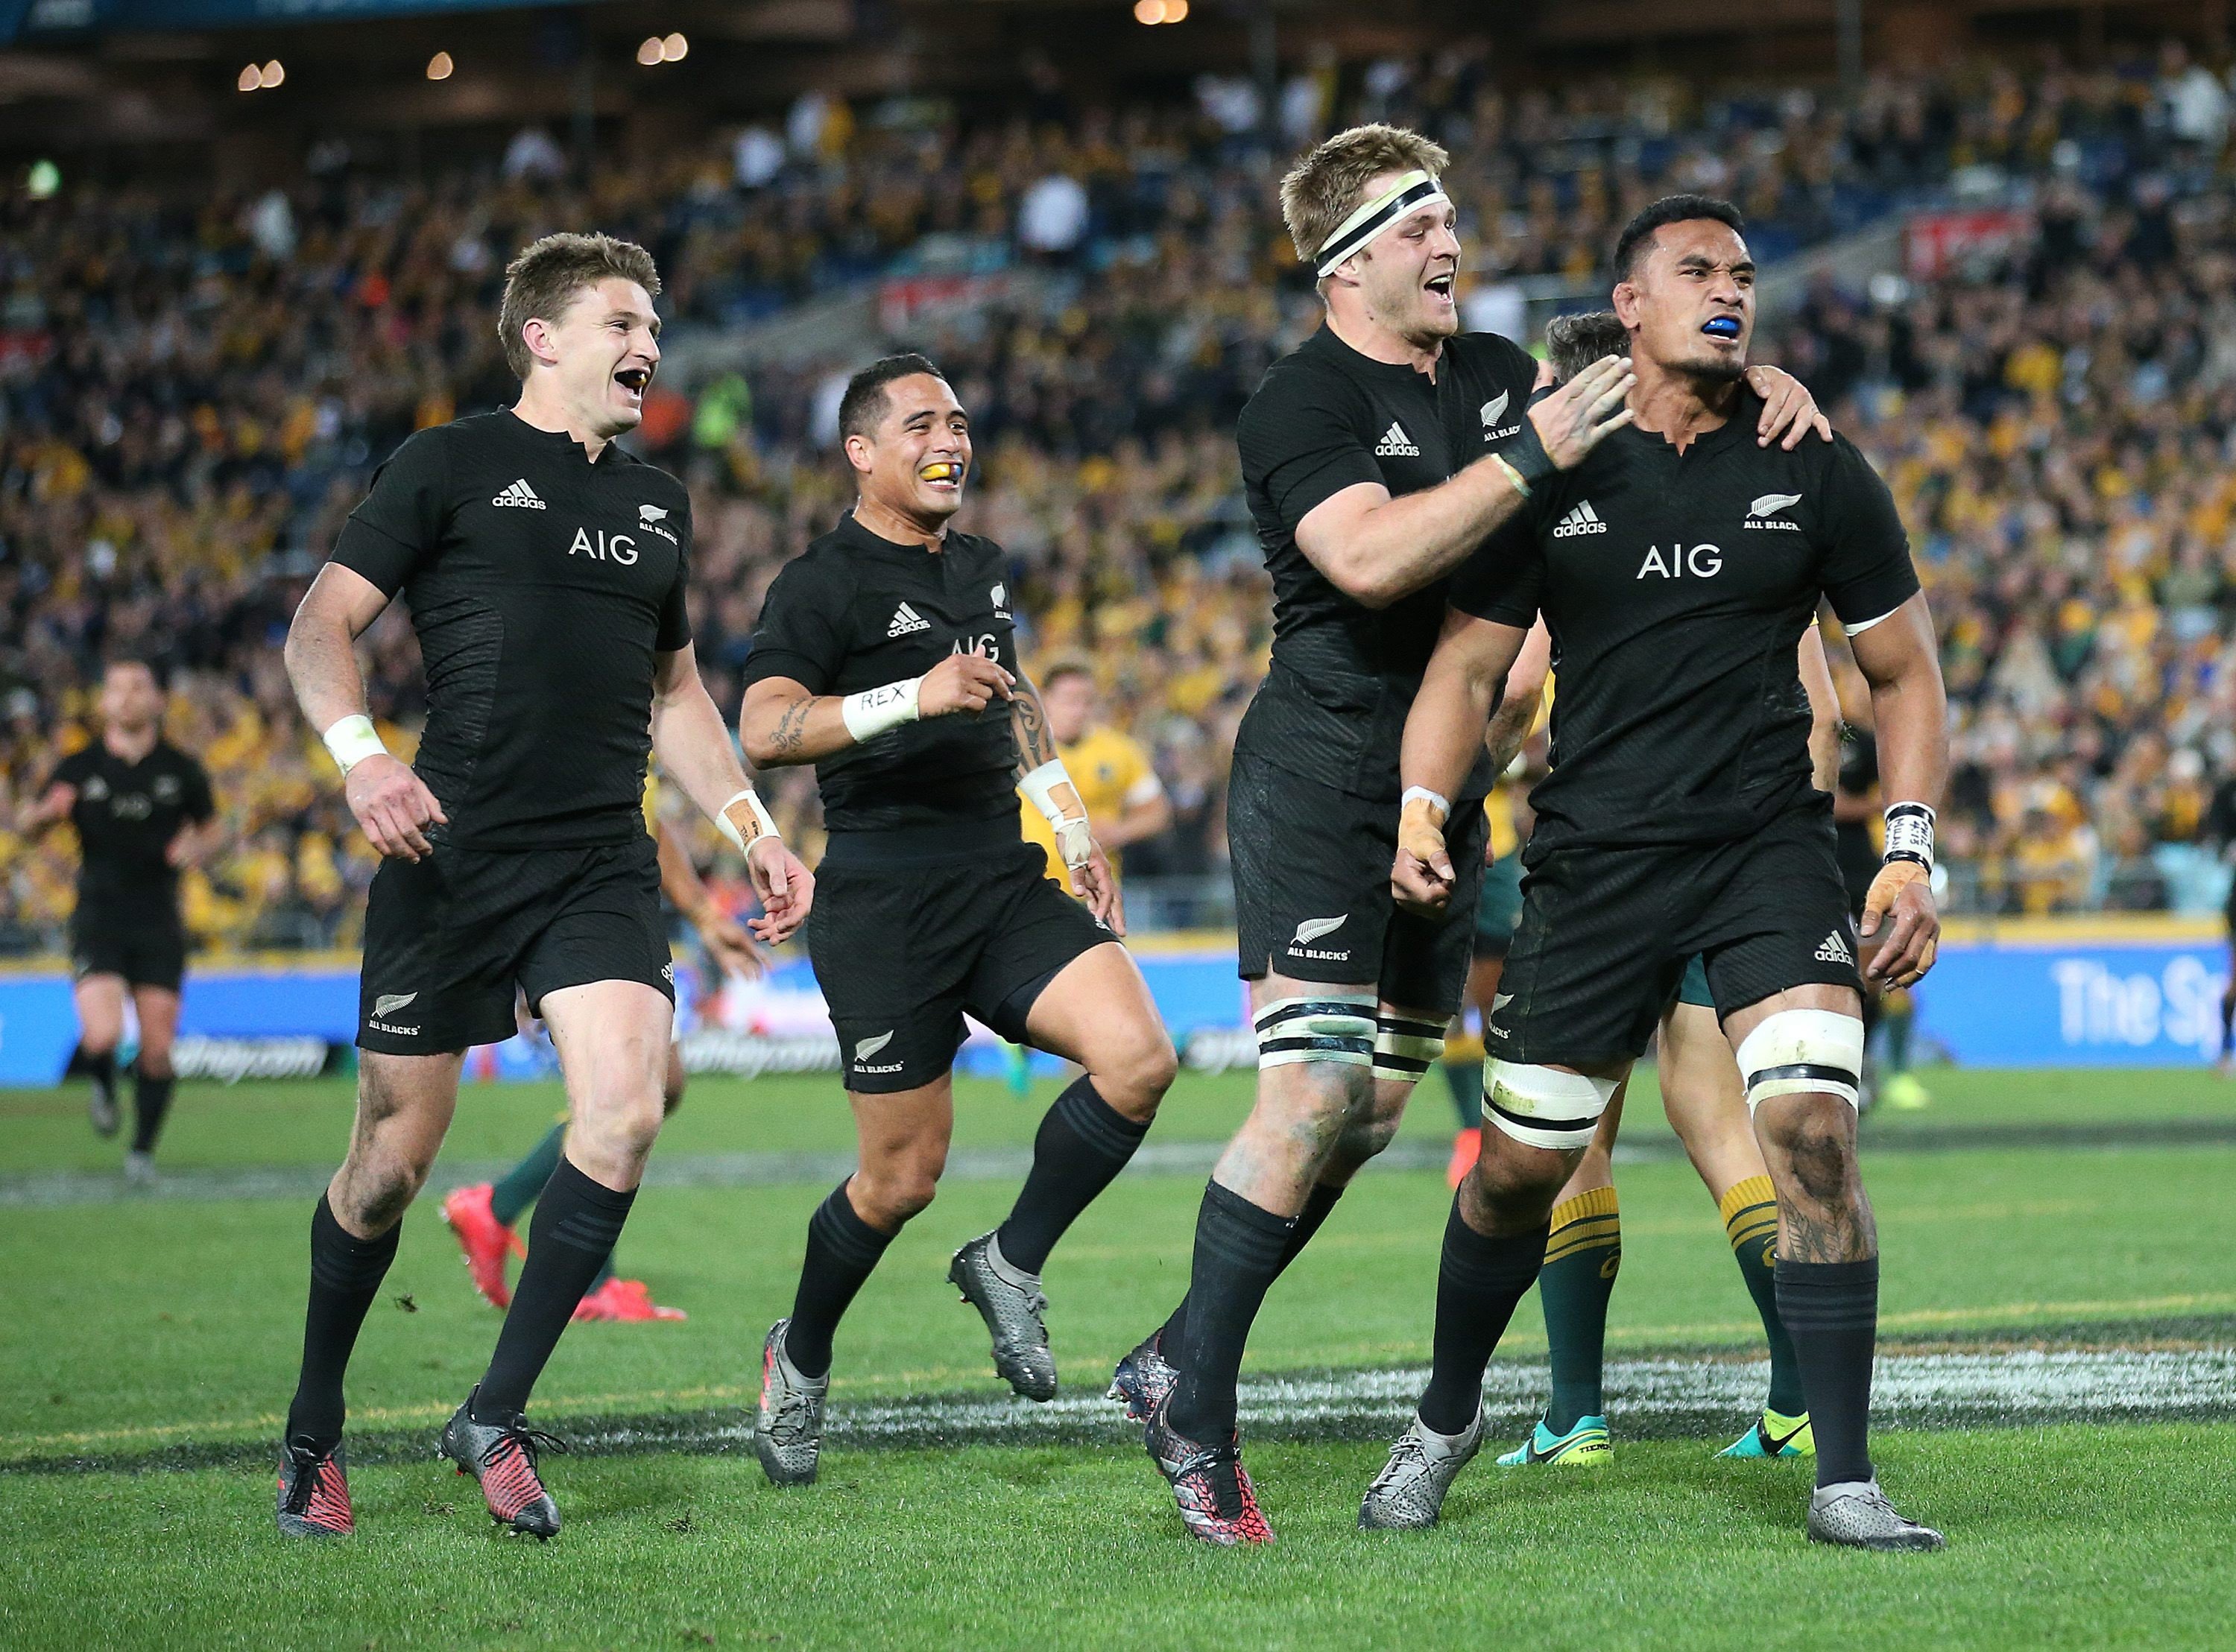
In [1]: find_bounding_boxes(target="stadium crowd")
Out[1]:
[4,41,2236,955]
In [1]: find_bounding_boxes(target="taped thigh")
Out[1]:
[1483,1060,1619,1151]
[1734,1009,1864,1110]
[1255,993,1377,1070]
[1371,1012,1446,1086]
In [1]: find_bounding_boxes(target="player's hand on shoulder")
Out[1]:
[918,649,1015,719]
[1529,354,1636,469]
[745,835,813,943]
[344,753,447,862]
[1073,841,1125,938]
[1860,860,1938,988]
[1743,364,1834,450]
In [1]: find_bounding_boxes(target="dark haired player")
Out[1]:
[271,232,812,1540]
[1365,196,1948,1550]
[16,659,218,1183]
[1114,124,1828,1547]
[739,353,1178,1488]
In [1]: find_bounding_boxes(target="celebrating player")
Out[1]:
[1112,125,1828,1547]
[271,232,811,1541]
[1365,195,1948,1551]
[440,795,765,1324]
[15,659,218,1183]
[738,355,1178,1488]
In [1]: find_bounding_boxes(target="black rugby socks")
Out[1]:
[285,1194,401,1451]
[1417,1195,1549,1437]
[1775,1255,1880,1487]
[783,1180,896,1379]
[1158,1180,1345,1358]
[1164,1182,1296,1441]
[995,1076,1151,1275]
[130,1068,174,1154]
[472,1159,636,1422]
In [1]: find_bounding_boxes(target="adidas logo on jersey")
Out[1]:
[1374,421,1420,458]
[492,478,546,510]
[1553,500,1608,537]
[1815,929,1855,965]
[1746,490,1804,532]
[887,603,931,638]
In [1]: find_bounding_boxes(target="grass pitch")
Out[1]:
[3,1064,2233,1648]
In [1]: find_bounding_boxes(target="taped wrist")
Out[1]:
[715,788,780,854]
[320,715,388,776]
[1500,414,1556,487]
[1020,759,1093,868]
[1883,803,1935,873]
[841,678,921,743]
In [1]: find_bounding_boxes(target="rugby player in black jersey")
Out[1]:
[270,233,812,1540]
[1370,195,1949,1551]
[16,659,219,1182]
[1111,124,1831,1547]
[737,354,1178,1490]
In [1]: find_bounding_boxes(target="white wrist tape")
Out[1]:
[1020,758,1093,869]
[1400,785,1451,820]
[714,788,780,854]
[320,714,388,776]
[841,677,922,743]
[1883,802,1936,872]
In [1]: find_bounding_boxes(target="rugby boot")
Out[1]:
[274,1439,353,1537]
[1496,1411,1611,1466]
[1143,1396,1272,1546]
[1719,1407,1815,1460]
[1359,1408,1484,1530]
[947,1232,1056,1401]
[1107,1328,1180,1424]
[87,1067,120,1139]
[572,1276,686,1323]
[439,1390,563,1539]
[440,1183,522,1309]
[1807,1479,1945,1551]
[752,1320,829,1487]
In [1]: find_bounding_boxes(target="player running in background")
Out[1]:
[1369,196,1948,1551]
[1116,124,1827,1547]
[738,355,1177,1488]
[440,788,765,1324]
[272,233,810,1540]
[1017,658,1170,885]
[15,658,218,1183]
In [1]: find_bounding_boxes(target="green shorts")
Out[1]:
[1676,952,1714,1009]
[1473,849,1526,960]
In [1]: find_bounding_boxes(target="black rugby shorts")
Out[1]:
[71,898,188,993]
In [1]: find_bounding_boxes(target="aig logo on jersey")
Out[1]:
[1637,544,1725,579]
[569,526,639,566]
[1746,492,1804,532]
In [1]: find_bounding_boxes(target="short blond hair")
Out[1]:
[1278,124,1451,265]
[498,232,660,379]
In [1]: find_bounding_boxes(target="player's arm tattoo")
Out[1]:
[1011,674,1058,775]
[768,697,815,760]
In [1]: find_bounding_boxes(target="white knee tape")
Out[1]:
[1256,994,1377,1069]
[1483,1060,1619,1151]
[1735,1010,1864,1110]
[1371,1013,1445,1086]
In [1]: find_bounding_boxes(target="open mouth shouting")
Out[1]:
[613,364,653,404]
[1424,270,1456,307]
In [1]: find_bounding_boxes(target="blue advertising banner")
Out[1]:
[10,0,583,42]
[0,929,2226,1086]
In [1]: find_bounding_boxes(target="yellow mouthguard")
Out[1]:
[918,461,961,483]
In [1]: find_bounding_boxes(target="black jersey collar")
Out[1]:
[1623,381,1763,456]
[502,408,624,465]
[1306,323,1444,386]
[835,509,949,559]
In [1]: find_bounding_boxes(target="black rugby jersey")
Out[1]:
[742,513,1020,834]
[49,739,214,906]
[329,411,692,851]
[1235,324,1541,802]
[1453,385,1918,852]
